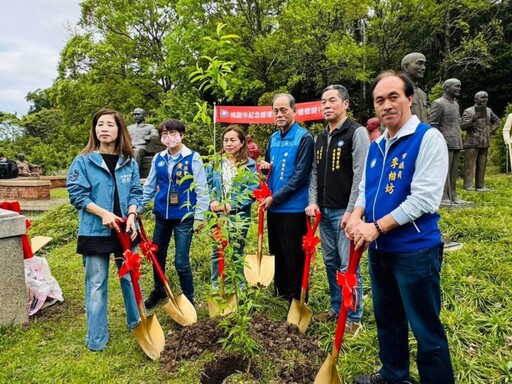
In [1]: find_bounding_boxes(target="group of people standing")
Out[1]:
[68,50,508,381]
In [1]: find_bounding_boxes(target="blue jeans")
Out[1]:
[319,207,363,322]
[368,244,454,384]
[152,216,194,303]
[83,253,140,351]
[211,207,251,288]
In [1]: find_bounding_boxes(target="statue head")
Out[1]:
[442,78,461,99]
[366,117,380,132]
[132,108,146,124]
[474,91,488,106]
[401,53,427,82]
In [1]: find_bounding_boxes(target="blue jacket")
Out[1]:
[67,151,142,237]
[206,157,258,213]
[139,146,210,220]
[365,123,441,252]
[266,122,313,213]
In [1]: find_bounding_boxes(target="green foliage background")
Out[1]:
[1,0,512,173]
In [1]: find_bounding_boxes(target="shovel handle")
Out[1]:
[332,241,363,353]
[300,211,321,291]
[135,217,168,287]
[115,221,144,308]
[257,205,265,236]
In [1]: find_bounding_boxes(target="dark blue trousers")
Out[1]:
[368,244,454,384]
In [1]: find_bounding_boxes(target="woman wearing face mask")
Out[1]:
[137,119,209,310]
[207,125,258,289]
[66,108,142,351]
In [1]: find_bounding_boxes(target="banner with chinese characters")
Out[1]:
[215,101,323,124]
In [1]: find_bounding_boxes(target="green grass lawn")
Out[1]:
[1,174,511,383]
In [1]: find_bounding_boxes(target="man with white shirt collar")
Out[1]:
[346,71,454,384]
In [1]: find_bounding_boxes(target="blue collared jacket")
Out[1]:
[67,151,142,237]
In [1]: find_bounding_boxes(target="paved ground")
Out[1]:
[17,198,68,213]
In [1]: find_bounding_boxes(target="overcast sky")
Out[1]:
[0,0,81,116]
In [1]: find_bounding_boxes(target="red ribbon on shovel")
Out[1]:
[118,249,142,281]
[302,212,321,264]
[253,164,272,203]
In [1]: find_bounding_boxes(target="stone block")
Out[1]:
[0,209,29,325]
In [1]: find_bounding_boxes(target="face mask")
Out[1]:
[161,134,182,149]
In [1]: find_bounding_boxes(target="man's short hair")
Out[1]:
[322,84,350,101]
[371,71,415,100]
[272,93,296,109]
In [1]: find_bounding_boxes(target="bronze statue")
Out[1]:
[401,53,428,122]
[127,108,159,170]
[429,79,464,206]
[461,91,500,191]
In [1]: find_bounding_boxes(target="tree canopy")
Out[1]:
[2,0,511,172]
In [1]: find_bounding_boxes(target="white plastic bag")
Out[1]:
[24,256,64,316]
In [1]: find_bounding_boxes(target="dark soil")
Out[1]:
[160,313,324,383]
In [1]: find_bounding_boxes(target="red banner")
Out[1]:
[215,101,323,124]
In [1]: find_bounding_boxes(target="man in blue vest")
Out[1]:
[346,72,454,384]
[305,85,369,337]
[259,93,314,301]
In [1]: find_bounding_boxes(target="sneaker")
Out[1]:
[144,290,166,310]
[354,372,411,384]
[345,321,362,337]
[314,309,337,322]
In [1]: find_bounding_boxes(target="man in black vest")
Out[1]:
[305,84,369,336]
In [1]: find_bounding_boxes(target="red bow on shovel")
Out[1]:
[136,217,197,326]
[287,211,321,333]
[115,219,165,360]
[244,165,275,287]
[314,241,363,384]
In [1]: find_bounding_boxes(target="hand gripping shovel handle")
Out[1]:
[332,241,363,353]
[301,211,321,291]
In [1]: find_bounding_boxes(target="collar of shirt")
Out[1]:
[325,117,348,136]
[379,115,420,149]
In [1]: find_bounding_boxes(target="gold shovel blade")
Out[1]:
[314,353,341,384]
[208,293,238,317]
[287,299,313,334]
[244,253,275,287]
[132,313,165,360]
[163,293,197,326]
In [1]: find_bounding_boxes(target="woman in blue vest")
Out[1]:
[138,119,209,309]
[67,108,142,351]
[207,125,258,289]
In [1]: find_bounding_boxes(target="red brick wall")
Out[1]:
[0,185,50,200]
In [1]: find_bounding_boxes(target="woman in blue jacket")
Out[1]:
[67,109,142,351]
[138,119,210,310]
[207,125,258,288]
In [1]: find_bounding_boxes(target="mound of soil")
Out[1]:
[160,313,324,383]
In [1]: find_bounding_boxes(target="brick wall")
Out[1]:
[0,180,51,200]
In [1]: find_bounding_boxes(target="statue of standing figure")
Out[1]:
[127,108,159,170]
[429,79,464,206]
[461,91,500,191]
[401,52,429,122]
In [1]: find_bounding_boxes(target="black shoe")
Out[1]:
[354,372,411,384]
[144,290,166,310]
